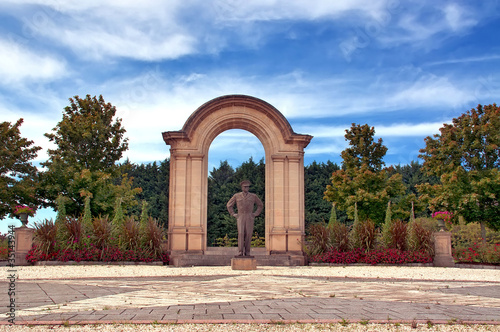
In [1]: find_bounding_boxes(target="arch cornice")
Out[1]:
[162,95,312,148]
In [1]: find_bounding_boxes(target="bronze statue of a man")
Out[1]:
[227,180,263,257]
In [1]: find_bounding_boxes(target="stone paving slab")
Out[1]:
[1,272,500,325]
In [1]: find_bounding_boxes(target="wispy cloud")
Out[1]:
[297,122,445,140]
[424,55,500,67]
[443,3,477,31]
[388,75,471,109]
[0,38,66,85]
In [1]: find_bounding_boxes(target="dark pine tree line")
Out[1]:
[124,157,433,245]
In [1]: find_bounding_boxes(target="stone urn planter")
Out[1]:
[14,205,35,227]
[437,218,445,231]
[18,212,29,227]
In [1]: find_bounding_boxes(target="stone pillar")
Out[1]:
[15,227,34,266]
[268,154,306,254]
[433,231,455,267]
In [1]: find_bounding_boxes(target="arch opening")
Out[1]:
[207,129,266,247]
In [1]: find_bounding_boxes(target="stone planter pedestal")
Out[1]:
[433,231,455,267]
[15,227,34,266]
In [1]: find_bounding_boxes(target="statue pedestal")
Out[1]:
[231,257,257,270]
[433,231,455,267]
[15,227,34,266]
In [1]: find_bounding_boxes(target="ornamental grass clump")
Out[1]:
[32,219,58,256]
[351,219,377,251]
[59,217,83,247]
[389,220,408,251]
[304,222,331,256]
[27,196,169,264]
[407,218,434,254]
[328,221,350,252]
[92,215,112,250]
[305,212,435,265]
[141,216,165,257]
[121,216,141,250]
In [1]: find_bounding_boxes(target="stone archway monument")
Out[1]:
[163,95,312,266]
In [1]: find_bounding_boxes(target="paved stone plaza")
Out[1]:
[1,266,499,325]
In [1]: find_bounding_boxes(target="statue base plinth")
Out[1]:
[231,257,257,270]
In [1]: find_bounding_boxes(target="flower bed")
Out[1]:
[453,243,500,265]
[309,248,433,265]
[26,244,169,265]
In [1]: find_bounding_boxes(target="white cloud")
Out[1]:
[210,0,388,21]
[375,122,444,137]
[388,75,472,108]
[443,4,476,31]
[377,3,478,48]
[298,122,445,140]
[1,0,395,61]
[305,144,344,156]
[0,38,66,85]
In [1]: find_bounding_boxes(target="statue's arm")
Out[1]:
[253,195,263,217]
[227,195,237,217]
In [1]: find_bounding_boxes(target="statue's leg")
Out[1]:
[244,218,254,256]
[237,218,244,256]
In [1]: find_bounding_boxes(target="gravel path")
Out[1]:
[0,323,499,331]
[12,265,500,282]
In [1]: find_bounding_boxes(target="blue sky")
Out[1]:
[1,1,499,231]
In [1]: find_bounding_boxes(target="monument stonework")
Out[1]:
[227,180,263,257]
[163,95,312,266]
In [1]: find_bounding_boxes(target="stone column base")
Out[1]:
[15,227,34,266]
[231,257,257,270]
[433,231,455,267]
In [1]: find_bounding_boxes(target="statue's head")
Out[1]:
[240,180,251,192]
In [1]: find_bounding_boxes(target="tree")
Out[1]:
[40,95,139,217]
[45,95,128,171]
[126,158,169,226]
[418,104,500,235]
[305,161,342,224]
[341,123,387,172]
[0,119,42,219]
[324,124,406,225]
[207,160,237,245]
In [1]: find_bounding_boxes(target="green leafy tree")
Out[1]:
[0,119,42,218]
[418,104,500,236]
[385,162,438,219]
[341,123,387,172]
[324,124,406,225]
[40,95,139,217]
[387,161,439,196]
